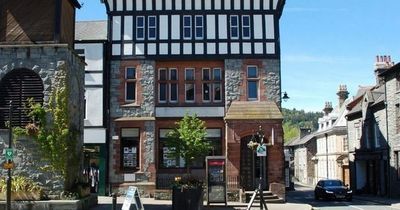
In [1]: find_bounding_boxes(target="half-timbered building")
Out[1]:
[102,0,286,199]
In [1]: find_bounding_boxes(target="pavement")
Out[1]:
[90,196,313,210]
[293,181,400,209]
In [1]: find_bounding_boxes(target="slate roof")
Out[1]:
[75,21,107,41]
[285,133,315,147]
[225,101,283,120]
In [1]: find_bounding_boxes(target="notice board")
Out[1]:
[122,186,144,210]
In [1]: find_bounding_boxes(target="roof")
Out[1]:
[379,62,400,76]
[70,0,82,8]
[224,101,283,120]
[75,21,107,41]
[285,133,315,147]
[346,85,385,118]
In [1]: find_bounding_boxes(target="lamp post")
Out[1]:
[247,126,268,210]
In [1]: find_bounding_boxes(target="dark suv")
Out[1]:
[314,179,352,201]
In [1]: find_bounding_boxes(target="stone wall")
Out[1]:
[0,44,85,194]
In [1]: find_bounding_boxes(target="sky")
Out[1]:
[76,0,400,112]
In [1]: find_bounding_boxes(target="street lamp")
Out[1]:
[282,92,290,102]
[246,125,268,210]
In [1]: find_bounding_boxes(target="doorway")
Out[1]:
[83,144,106,195]
[240,135,265,191]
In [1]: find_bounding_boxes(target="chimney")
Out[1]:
[374,55,395,85]
[337,85,349,107]
[323,102,333,116]
[300,128,311,139]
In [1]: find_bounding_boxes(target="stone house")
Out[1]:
[377,57,400,198]
[101,0,287,199]
[0,0,85,193]
[314,86,350,185]
[285,128,317,186]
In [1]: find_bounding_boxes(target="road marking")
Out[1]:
[349,205,365,210]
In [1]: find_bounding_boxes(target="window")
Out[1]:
[136,16,145,40]
[213,83,222,101]
[183,15,192,39]
[374,121,381,148]
[169,69,178,102]
[242,15,251,39]
[125,67,136,101]
[397,104,400,134]
[158,68,178,103]
[195,15,203,39]
[202,68,222,102]
[185,68,195,102]
[121,128,140,171]
[148,16,156,40]
[84,98,87,120]
[0,69,44,128]
[159,128,222,169]
[364,122,370,149]
[247,66,258,100]
[230,15,239,39]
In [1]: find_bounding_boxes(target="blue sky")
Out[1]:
[76,0,400,112]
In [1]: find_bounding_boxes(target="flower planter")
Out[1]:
[172,186,203,210]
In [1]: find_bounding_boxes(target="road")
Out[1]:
[287,184,400,210]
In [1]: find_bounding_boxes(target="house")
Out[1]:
[0,0,84,193]
[75,20,108,195]
[285,128,316,186]
[377,56,400,198]
[101,0,287,198]
[314,85,350,185]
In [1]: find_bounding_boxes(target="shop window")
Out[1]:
[125,67,136,101]
[121,128,140,171]
[247,66,259,101]
[158,128,222,169]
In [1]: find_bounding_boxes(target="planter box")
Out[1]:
[0,192,41,201]
[172,186,203,210]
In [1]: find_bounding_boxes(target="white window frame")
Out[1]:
[242,15,251,39]
[158,68,167,103]
[136,16,145,40]
[230,15,239,39]
[213,83,222,102]
[195,15,204,39]
[183,15,192,39]
[148,16,157,40]
[185,68,195,80]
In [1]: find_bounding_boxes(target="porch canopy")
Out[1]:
[224,101,283,120]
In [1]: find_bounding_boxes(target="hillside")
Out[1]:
[282,108,323,143]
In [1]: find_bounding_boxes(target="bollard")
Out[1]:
[112,193,117,210]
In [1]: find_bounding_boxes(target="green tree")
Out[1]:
[282,108,323,143]
[166,114,211,174]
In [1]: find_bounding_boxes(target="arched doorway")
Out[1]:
[0,68,44,128]
[240,135,267,191]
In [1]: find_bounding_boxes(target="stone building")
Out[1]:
[0,0,84,193]
[285,128,317,186]
[101,0,287,198]
[376,57,400,198]
[314,86,350,185]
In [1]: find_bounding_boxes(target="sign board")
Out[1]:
[256,144,267,157]
[122,186,144,210]
[206,156,227,206]
[4,148,13,160]
[3,161,14,169]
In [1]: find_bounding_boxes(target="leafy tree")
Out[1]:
[166,114,211,174]
[282,108,323,143]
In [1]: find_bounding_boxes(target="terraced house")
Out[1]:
[101,0,287,198]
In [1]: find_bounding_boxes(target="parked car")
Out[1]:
[314,179,352,201]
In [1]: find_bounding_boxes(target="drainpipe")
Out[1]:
[383,77,391,198]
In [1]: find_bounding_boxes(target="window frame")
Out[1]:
[195,15,204,40]
[136,16,145,40]
[169,68,178,103]
[185,83,195,103]
[183,15,192,40]
[242,15,251,39]
[247,66,259,101]
[230,15,239,39]
[125,67,137,102]
[148,15,157,40]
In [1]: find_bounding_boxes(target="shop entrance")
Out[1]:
[240,135,262,191]
[83,145,106,195]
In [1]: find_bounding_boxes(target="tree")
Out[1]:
[166,113,211,174]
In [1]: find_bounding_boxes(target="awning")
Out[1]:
[224,101,283,120]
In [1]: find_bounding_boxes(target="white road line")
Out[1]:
[349,205,365,210]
